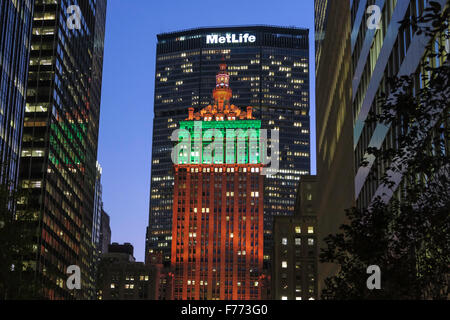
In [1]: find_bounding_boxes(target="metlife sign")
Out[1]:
[206,33,256,44]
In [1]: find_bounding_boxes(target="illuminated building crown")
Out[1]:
[187,63,253,121]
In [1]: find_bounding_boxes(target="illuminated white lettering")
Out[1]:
[206,33,256,44]
[206,34,218,44]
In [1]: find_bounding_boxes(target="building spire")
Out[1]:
[213,63,232,108]
[187,63,254,121]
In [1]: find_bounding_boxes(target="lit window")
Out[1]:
[296,297,302,300]
[282,261,287,268]
[295,226,301,234]
[295,238,301,246]
[21,149,45,157]
[308,238,314,246]
[282,238,287,245]
[281,296,288,300]
[308,226,314,234]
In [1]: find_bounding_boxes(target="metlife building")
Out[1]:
[147,26,311,265]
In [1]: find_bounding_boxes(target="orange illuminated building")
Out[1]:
[171,64,265,300]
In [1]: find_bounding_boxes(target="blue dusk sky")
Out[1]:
[98,0,316,262]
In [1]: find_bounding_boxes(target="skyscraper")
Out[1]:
[91,161,104,297]
[171,64,265,300]
[313,0,354,292]
[93,162,103,251]
[147,26,311,265]
[0,0,34,184]
[99,208,111,255]
[314,0,448,294]
[352,0,448,209]
[18,0,107,299]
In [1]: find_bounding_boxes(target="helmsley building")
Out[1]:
[171,63,265,300]
[147,26,311,267]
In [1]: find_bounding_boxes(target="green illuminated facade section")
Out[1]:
[49,122,86,167]
[176,120,262,165]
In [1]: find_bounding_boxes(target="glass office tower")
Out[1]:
[147,26,311,265]
[0,0,34,184]
[93,162,103,250]
[18,0,107,299]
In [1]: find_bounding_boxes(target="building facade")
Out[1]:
[272,175,318,300]
[99,208,111,254]
[314,0,448,296]
[98,243,173,300]
[0,0,34,184]
[93,161,103,250]
[314,0,355,294]
[17,0,107,299]
[147,26,311,265]
[352,0,448,208]
[171,64,265,300]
